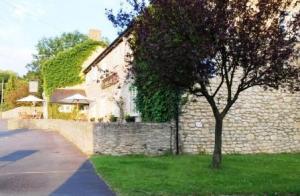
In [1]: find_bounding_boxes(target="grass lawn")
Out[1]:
[91,154,300,196]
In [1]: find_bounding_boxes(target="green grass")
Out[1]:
[90,154,300,196]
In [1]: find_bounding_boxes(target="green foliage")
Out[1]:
[26,31,88,74]
[109,114,118,122]
[0,69,18,106]
[25,31,89,95]
[42,40,106,96]
[3,75,29,110]
[0,69,17,82]
[48,104,77,120]
[125,114,135,122]
[134,61,181,122]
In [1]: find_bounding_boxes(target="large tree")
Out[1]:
[25,31,89,81]
[3,76,29,110]
[108,0,300,168]
[0,70,17,106]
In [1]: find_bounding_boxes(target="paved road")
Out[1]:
[0,120,115,196]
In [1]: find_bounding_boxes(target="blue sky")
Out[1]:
[0,0,127,75]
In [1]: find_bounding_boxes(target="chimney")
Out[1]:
[88,29,101,41]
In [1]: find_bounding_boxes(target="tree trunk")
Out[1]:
[175,103,180,155]
[212,116,223,169]
[175,88,180,155]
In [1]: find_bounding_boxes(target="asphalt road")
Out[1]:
[0,120,115,196]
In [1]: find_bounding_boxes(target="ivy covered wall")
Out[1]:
[134,61,180,122]
[42,39,107,96]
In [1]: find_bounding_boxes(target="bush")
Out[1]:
[109,114,118,122]
[125,115,135,122]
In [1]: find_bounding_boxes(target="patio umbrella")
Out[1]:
[61,93,90,111]
[61,93,90,104]
[17,95,43,106]
[17,95,43,119]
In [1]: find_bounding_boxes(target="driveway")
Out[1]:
[0,120,115,196]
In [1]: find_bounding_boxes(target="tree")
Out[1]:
[0,69,17,82]
[108,0,300,168]
[25,31,89,86]
[4,75,29,110]
[0,70,17,107]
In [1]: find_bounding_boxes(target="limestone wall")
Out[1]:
[7,119,174,156]
[93,123,174,155]
[180,87,300,154]
[7,119,94,155]
[1,107,42,119]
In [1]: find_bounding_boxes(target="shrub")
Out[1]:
[125,115,135,122]
[109,114,118,122]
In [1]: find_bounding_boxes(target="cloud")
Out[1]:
[7,0,46,21]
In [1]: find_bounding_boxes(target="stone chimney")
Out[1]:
[88,29,101,41]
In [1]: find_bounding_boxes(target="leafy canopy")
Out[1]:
[25,31,90,90]
[134,62,180,122]
[42,39,107,96]
[3,76,29,110]
[26,31,89,73]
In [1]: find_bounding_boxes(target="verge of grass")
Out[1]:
[91,154,300,196]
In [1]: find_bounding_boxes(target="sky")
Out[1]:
[0,0,127,76]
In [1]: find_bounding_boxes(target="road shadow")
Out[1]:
[51,160,115,196]
[0,150,38,162]
[0,129,28,138]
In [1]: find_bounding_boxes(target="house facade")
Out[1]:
[82,30,139,121]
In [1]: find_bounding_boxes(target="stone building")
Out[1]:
[82,15,300,153]
[82,29,139,121]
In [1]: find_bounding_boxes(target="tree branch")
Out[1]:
[212,70,225,98]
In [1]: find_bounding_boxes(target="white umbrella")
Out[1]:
[17,95,43,118]
[17,95,43,105]
[61,93,90,104]
[61,93,90,113]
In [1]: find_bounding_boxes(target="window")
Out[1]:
[58,105,72,113]
[129,87,138,115]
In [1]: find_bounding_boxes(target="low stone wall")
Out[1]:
[6,119,174,156]
[7,119,94,155]
[1,106,42,119]
[94,123,174,155]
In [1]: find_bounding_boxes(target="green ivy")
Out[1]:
[48,104,77,120]
[42,39,107,96]
[134,61,181,122]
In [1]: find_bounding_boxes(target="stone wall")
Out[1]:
[1,106,42,119]
[93,123,174,155]
[7,119,94,155]
[180,87,300,154]
[6,119,174,156]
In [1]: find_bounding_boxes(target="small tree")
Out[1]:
[108,0,300,168]
[4,76,29,110]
